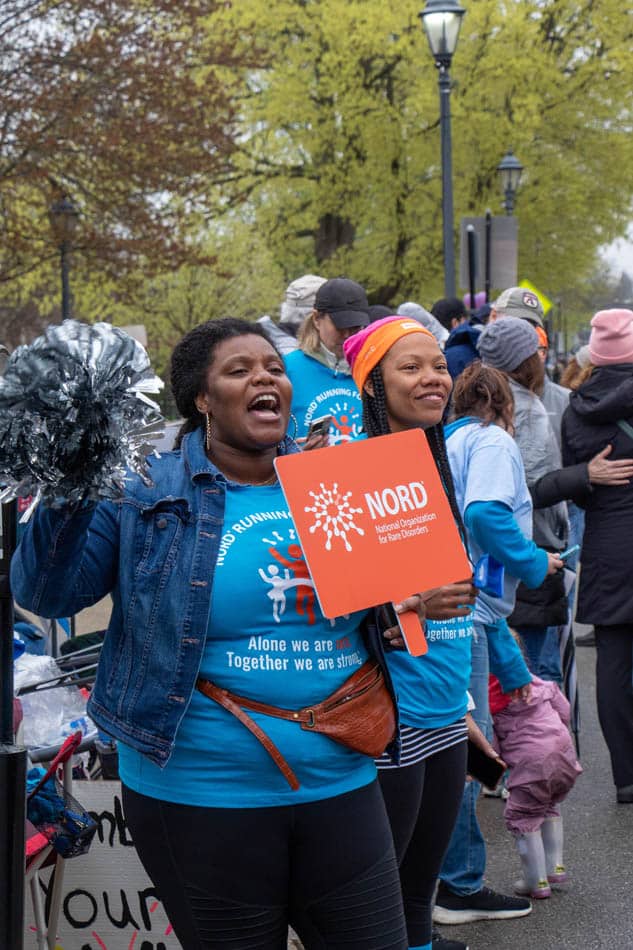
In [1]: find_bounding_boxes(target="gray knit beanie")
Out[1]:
[477,317,539,372]
[397,301,449,345]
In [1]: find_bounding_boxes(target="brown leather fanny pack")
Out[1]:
[197,659,396,790]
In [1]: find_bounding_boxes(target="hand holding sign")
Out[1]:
[379,593,439,654]
[383,583,476,654]
[424,580,477,620]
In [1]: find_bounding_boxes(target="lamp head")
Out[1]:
[497,149,524,195]
[48,195,80,246]
[419,0,466,65]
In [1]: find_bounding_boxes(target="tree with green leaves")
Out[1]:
[98,221,286,381]
[4,0,633,352]
[201,0,633,306]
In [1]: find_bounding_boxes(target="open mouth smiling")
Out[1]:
[248,392,281,418]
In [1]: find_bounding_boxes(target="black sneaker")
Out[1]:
[432,928,469,950]
[433,882,532,924]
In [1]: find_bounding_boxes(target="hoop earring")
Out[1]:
[279,413,298,450]
[205,413,213,452]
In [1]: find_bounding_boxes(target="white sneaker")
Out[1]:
[482,784,509,799]
[514,877,551,899]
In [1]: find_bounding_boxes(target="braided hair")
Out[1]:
[170,318,280,448]
[362,364,467,542]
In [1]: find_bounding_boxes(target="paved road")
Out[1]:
[441,624,633,950]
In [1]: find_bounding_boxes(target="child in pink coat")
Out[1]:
[490,674,582,898]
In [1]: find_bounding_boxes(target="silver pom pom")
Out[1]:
[0,321,164,510]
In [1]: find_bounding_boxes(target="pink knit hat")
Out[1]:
[589,309,633,365]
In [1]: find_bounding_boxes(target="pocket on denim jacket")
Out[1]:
[136,497,191,575]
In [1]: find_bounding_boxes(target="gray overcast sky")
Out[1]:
[602,226,633,277]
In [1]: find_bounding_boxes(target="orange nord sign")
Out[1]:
[274,429,470,622]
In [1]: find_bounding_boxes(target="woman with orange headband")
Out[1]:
[344,317,477,950]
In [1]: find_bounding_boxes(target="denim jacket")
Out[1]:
[11,428,399,766]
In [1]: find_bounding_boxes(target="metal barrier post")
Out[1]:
[0,500,26,950]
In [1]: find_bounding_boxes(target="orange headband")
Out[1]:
[348,319,435,392]
[535,325,549,349]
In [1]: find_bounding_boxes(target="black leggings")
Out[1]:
[122,780,407,950]
[595,623,633,788]
[379,741,467,947]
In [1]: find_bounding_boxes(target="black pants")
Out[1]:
[379,741,467,947]
[122,780,407,950]
[595,624,633,788]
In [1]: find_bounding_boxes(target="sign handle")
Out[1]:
[396,608,428,657]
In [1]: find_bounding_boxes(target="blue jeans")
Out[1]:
[439,623,489,895]
[517,625,562,683]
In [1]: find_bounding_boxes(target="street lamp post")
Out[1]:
[497,149,524,216]
[420,0,466,298]
[48,195,79,320]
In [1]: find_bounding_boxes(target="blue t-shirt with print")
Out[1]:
[385,615,473,729]
[445,418,535,624]
[118,483,375,807]
[284,350,363,443]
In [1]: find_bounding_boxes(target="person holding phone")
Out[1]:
[296,413,333,447]
[284,277,369,446]
[344,316,477,950]
[476,318,570,683]
[436,361,562,928]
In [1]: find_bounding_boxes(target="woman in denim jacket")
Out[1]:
[11,318,431,950]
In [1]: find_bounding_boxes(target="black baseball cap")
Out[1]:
[314,278,370,329]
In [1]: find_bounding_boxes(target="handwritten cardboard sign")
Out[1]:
[275,429,470,623]
[25,781,180,950]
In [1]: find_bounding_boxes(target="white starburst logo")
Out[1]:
[305,482,365,552]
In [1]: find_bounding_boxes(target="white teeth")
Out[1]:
[251,395,278,410]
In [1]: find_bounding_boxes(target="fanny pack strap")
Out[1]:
[196,678,300,790]
[206,685,317,724]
